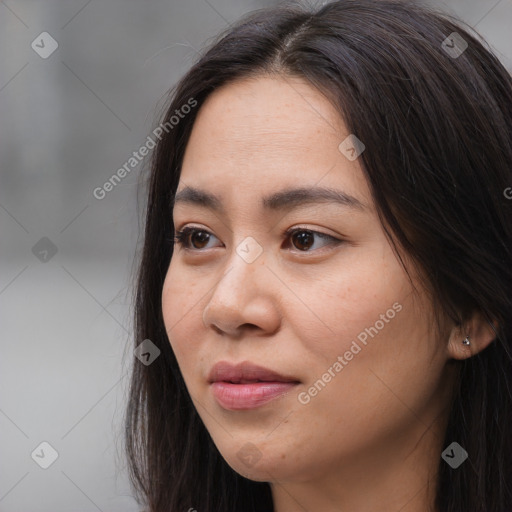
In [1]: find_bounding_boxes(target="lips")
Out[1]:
[208,361,299,384]
[208,361,300,410]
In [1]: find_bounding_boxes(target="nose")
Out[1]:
[202,250,281,338]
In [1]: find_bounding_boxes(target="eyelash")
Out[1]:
[170,226,343,253]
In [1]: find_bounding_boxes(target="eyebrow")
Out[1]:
[172,186,368,214]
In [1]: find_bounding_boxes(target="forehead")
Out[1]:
[185,74,343,152]
[177,74,372,212]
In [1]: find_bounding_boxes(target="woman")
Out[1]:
[125,1,512,510]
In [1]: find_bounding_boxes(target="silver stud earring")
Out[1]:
[462,335,471,346]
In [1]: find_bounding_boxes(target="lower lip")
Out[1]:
[210,381,298,410]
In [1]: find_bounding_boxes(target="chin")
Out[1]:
[218,444,293,482]
[236,467,272,482]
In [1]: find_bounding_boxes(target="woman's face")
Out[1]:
[162,75,454,485]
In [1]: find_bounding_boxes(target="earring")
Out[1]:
[462,335,471,346]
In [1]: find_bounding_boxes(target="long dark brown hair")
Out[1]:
[124,1,512,510]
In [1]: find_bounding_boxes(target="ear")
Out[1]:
[447,310,498,360]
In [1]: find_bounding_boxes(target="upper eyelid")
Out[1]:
[174,224,339,238]
[174,225,341,248]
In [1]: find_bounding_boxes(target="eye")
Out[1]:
[173,226,221,250]
[284,227,342,252]
[172,226,343,252]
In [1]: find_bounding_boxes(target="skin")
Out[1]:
[161,74,496,512]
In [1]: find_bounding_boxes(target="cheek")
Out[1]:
[161,263,203,363]
[300,279,438,435]
[290,250,434,424]
[294,247,409,363]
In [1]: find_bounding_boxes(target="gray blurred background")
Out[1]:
[1,0,511,510]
